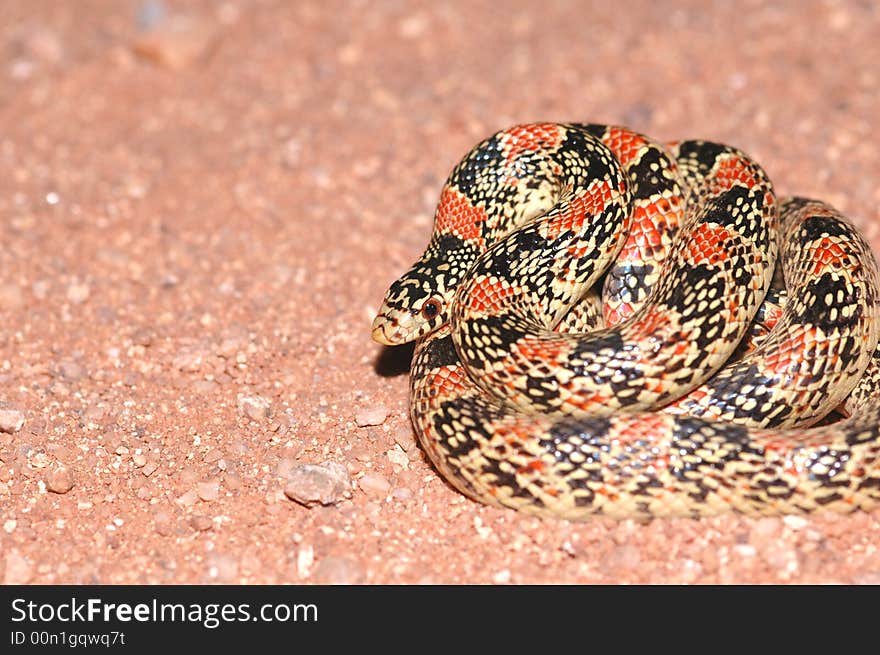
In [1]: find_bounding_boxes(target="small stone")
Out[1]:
[391,487,412,502]
[387,446,410,469]
[132,327,155,347]
[188,514,213,532]
[283,461,352,507]
[142,461,158,476]
[4,549,33,584]
[0,409,25,434]
[238,394,271,421]
[358,473,391,498]
[216,333,247,358]
[312,556,365,584]
[176,490,198,507]
[198,480,220,501]
[46,466,74,494]
[355,406,388,427]
[276,457,296,478]
[132,453,147,467]
[393,426,416,451]
[66,282,90,304]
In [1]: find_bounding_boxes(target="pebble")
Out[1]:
[223,472,242,491]
[188,514,213,532]
[283,461,352,507]
[391,487,413,502]
[198,480,220,501]
[312,556,365,584]
[387,447,410,468]
[393,426,416,451]
[355,405,388,427]
[358,473,391,498]
[238,394,271,421]
[4,549,33,584]
[142,462,158,477]
[176,490,199,507]
[0,409,25,434]
[46,466,74,494]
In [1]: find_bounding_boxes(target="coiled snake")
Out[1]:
[372,123,880,519]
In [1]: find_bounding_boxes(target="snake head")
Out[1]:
[371,268,450,346]
[372,231,481,345]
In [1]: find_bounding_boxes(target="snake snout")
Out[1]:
[371,313,401,345]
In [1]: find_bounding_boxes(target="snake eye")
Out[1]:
[420,298,442,320]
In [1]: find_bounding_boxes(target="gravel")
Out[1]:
[0,410,25,434]
[45,466,74,494]
[238,394,272,421]
[1,0,878,585]
[283,462,352,507]
[197,480,220,502]
[355,406,389,427]
[357,473,392,498]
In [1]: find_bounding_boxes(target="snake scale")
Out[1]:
[372,123,880,519]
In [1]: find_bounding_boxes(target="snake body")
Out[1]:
[372,123,880,519]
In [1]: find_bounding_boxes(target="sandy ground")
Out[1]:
[1,0,879,585]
